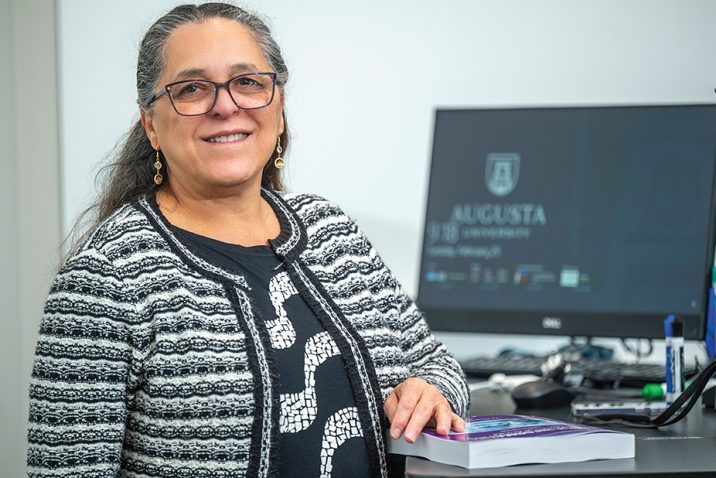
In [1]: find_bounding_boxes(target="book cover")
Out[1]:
[388,414,635,469]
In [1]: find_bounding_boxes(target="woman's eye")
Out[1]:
[234,76,263,89]
[173,82,210,98]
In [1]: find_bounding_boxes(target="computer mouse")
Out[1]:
[510,380,575,409]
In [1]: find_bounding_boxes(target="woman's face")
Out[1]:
[141,18,284,197]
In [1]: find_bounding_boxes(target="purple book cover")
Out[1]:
[422,415,599,442]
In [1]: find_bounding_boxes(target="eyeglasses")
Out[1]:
[146,72,277,116]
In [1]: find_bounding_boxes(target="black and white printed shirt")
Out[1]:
[27,190,470,478]
[172,227,371,477]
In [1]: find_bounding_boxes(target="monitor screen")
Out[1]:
[417,105,716,340]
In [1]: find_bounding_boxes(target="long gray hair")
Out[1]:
[66,2,289,256]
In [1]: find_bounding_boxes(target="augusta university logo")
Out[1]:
[485,153,520,196]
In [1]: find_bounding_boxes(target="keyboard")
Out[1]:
[460,355,696,387]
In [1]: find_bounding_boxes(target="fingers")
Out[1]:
[431,401,454,436]
[384,378,464,443]
[388,381,421,441]
[383,389,398,422]
[451,412,466,433]
[402,391,440,442]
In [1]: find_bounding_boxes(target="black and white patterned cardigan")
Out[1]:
[27,190,470,478]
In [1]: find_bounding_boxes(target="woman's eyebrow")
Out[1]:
[229,62,262,74]
[173,68,206,81]
[172,63,262,81]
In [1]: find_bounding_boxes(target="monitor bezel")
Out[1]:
[416,104,716,341]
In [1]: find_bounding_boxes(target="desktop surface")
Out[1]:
[404,386,716,477]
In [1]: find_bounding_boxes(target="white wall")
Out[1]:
[57,0,716,362]
[58,0,716,295]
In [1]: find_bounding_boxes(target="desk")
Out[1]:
[405,387,716,477]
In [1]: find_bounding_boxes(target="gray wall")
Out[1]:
[1,0,61,475]
[0,0,22,471]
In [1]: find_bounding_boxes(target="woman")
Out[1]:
[27,3,469,477]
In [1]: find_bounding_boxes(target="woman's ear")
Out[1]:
[140,110,159,149]
[280,108,285,136]
[277,92,285,135]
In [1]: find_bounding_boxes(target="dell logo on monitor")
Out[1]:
[542,317,563,329]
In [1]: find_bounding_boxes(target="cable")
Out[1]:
[580,356,716,428]
[619,338,653,362]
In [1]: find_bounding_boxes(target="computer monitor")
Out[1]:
[417,105,716,340]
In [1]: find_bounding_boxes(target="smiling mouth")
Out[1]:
[206,133,250,143]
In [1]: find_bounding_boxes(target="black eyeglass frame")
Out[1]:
[145,71,278,116]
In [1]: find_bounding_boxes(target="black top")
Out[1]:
[171,226,371,477]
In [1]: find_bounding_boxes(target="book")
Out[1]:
[387,414,635,469]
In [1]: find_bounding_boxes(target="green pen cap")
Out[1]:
[643,383,665,401]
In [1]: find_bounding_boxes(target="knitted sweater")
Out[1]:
[27,191,470,478]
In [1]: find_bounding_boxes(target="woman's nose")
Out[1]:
[210,85,240,116]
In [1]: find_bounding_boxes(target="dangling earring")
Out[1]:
[153,150,164,185]
[274,136,284,169]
